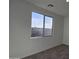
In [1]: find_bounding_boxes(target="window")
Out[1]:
[31,12,53,37]
[44,16,53,36]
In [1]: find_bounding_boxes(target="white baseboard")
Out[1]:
[9,57,20,59]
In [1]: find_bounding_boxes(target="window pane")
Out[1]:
[44,16,53,36]
[31,12,44,37]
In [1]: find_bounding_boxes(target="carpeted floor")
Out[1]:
[22,44,69,59]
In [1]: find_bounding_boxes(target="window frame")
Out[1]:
[31,12,54,37]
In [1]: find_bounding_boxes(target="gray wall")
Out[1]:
[63,16,69,45]
[9,0,64,58]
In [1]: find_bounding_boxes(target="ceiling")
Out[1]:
[26,0,69,16]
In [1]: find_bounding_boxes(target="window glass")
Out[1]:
[44,16,53,36]
[31,12,44,37]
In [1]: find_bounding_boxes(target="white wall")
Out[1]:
[63,16,69,45]
[9,0,64,58]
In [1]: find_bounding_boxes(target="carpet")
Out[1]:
[22,44,69,59]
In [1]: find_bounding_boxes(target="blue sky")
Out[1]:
[31,12,53,29]
[31,12,43,28]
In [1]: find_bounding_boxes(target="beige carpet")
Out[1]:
[22,44,69,59]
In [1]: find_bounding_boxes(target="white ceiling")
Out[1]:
[26,0,69,16]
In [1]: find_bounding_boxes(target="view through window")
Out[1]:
[31,12,53,37]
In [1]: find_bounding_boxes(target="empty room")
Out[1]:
[9,0,69,59]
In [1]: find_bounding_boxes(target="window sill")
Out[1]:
[30,37,43,39]
[30,36,52,39]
